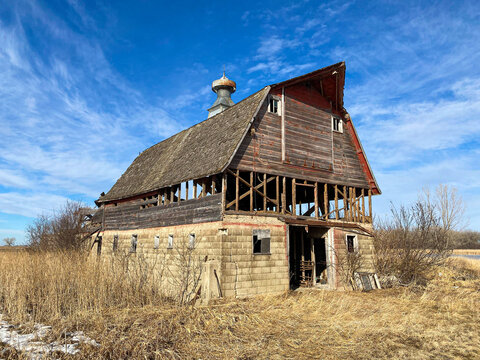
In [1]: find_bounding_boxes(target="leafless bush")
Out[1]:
[26,200,92,251]
[373,184,464,286]
[2,237,15,246]
[333,247,365,290]
[167,238,204,305]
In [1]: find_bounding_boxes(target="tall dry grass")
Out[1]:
[0,250,167,324]
[0,251,479,359]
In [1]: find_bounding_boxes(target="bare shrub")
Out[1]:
[373,184,464,286]
[167,238,204,305]
[2,237,15,246]
[333,248,365,290]
[26,201,93,251]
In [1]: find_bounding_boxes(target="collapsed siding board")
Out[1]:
[230,84,370,188]
[104,194,223,230]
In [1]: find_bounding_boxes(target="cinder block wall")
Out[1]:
[219,215,289,297]
[333,228,376,288]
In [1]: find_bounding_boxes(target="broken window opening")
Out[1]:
[154,235,160,249]
[167,234,174,249]
[253,229,270,254]
[113,234,118,253]
[189,233,196,249]
[130,234,137,253]
[332,116,343,132]
[96,235,102,256]
[268,96,280,115]
[346,234,357,253]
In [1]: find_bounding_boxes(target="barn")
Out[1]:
[91,61,381,300]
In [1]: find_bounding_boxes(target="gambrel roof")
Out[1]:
[98,87,270,203]
[98,62,380,204]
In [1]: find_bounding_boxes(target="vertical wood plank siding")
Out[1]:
[230,83,370,189]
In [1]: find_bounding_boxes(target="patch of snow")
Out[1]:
[0,314,99,359]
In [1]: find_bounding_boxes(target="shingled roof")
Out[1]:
[98,86,270,203]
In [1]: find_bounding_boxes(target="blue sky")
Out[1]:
[1,0,480,243]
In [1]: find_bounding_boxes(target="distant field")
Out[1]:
[0,246,26,253]
[453,249,480,255]
[0,252,479,359]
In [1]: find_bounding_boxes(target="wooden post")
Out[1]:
[311,237,315,286]
[263,173,267,211]
[185,181,189,201]
[250,172,254,211]
[193,181,197,199]
[157,191,161,206]
[212,175,216,195]
[202,178,207,198]
[343,186,348,221]
[222,173,227,211]
[368,189,372,222]
[276,176,279,213]
[177,184,181,202]
[334,185,339,220]
[361,189,365,223]
[170,186,174,203]
[282,176,286,214]
[292,178,296,216]
[324,183,328,220]
[314,182,319,219]
[235,170,239,211]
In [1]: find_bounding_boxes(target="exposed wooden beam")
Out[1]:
[368,189,372,222]
[185,181,189,201]
[250,172,254,212]
[334,184,339,220]
[343,185,347,221]
[263,173,267,211]
[292,178,296,216]
[282,176,286,214]
[235,170,239,211]
[314,182,319,219]
[276,176,279,213]
[324,183,328,219]
[222,173,227,211]
[212,175,216,195]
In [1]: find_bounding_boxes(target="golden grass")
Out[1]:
[1,252,479,359]
[452,249,480,255]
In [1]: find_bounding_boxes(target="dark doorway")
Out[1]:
[289,226,328,289]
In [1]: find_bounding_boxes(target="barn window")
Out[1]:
[346,234,357,253]
[268,97,280,115]
[113,235,118,253]
[96,235,102,256]
[253,229,271,254]
[332,116,343,133]
[130,234,138,253]
[167,234,174,249]
[154,235,160,249]
[189,233,196,249]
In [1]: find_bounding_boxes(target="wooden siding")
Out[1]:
[230,83,370,189]
[103,194,223,230]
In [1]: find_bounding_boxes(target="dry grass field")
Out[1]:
[0,251,479,359]
[452,249,480,255]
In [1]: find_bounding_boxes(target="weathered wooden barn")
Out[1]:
[92,61,381,299]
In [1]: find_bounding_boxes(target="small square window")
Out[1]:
[154,235,160,249]
[167,234,174,249]
[113,235,118,253]
[346,234,357,253]
[253,229,271,254]
[332,116,343,133]
[189,233,196,249]
[268,97,280,115]
[130,234,137,253]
